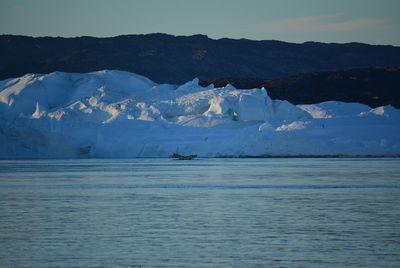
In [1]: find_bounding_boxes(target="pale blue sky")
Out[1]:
[0,0,399,45]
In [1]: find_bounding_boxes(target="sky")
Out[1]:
[0,0,399,45]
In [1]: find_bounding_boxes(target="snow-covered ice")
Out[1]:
[1,70,399,158]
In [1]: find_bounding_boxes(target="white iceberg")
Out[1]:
[1,70,399,158]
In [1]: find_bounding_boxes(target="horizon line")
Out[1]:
[0,32,397,47]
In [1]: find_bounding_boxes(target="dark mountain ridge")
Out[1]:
[1,33,400,83]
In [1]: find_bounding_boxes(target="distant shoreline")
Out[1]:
[1,155,400,160]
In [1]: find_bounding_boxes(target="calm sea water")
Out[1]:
[0,158,399,268]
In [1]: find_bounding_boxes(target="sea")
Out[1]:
[0,158,399,268]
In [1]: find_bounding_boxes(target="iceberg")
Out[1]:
[1,70,399,159]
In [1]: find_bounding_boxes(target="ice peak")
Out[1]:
[176,78,200,92]
[31,102,45,119]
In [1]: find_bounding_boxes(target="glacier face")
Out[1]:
[1,70,399,159]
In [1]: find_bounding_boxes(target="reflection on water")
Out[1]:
[0,158,399,267]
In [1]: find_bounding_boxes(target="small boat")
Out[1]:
[172,153,197,160]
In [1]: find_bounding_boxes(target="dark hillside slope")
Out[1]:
[1,34,400,83]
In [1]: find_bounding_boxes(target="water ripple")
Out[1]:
[1,183,400,190]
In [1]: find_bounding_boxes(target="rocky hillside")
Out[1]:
[1,34,400,83]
